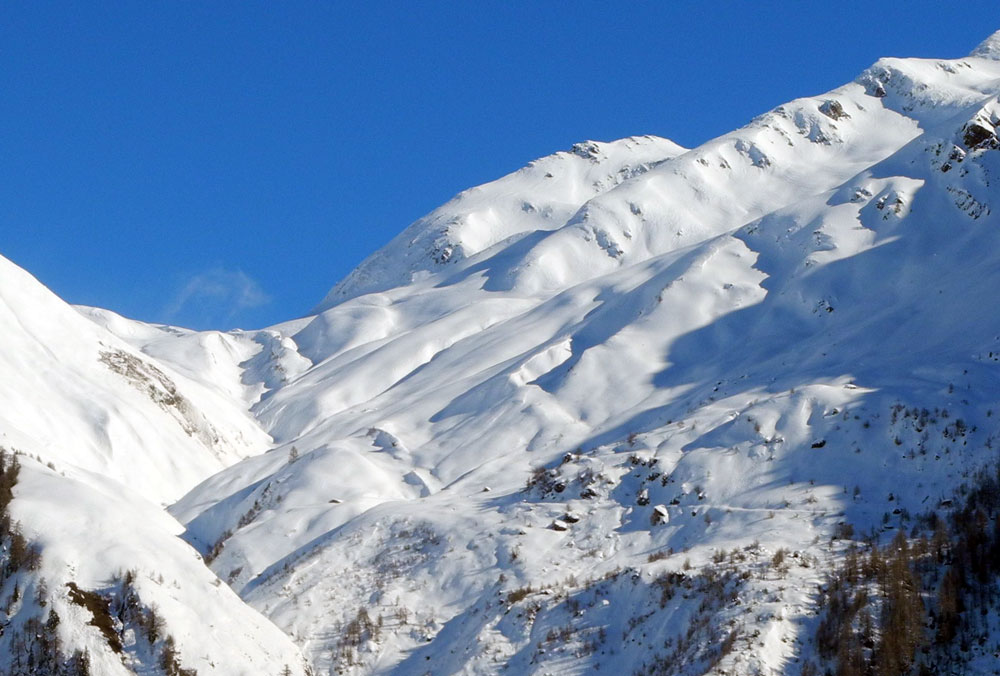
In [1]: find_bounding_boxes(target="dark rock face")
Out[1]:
[963,121,998,150]
[819,99,850,121]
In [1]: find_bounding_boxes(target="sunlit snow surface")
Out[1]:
[4,31,1000,676]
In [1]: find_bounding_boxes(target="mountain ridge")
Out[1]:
[4,28,1000,676]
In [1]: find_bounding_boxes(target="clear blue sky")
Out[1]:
[2,2,996,330]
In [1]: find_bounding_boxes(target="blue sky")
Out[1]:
[2,2,996,330]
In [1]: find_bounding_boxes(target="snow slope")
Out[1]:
[0,260,308,673]
[5,457,310,675]
[8,28,1000,676]
[0,256,272,503]
[165,30,1000,675]
[315,135,687,309]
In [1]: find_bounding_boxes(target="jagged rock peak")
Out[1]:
[970,29,1000,60]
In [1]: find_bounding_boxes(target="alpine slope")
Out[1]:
[4,29,1000,676]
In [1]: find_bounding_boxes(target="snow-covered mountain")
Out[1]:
[5,29,1000,676]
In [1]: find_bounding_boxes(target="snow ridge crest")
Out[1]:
[970,29,1000,60]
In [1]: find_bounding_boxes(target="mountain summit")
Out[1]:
[4,29,1000,676]
[971,29,1000,59]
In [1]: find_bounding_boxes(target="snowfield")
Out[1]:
[4,29,1000,676]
